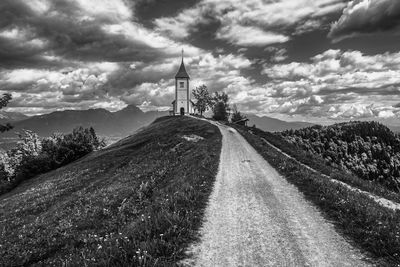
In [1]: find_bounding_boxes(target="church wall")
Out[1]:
[175,78,191,114]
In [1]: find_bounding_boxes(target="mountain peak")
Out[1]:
[117,105,143,114]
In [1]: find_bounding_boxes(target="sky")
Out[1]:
[0,0,400,125]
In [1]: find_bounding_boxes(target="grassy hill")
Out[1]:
[0,116,221,266]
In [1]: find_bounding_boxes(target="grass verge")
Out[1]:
[233,125,400,265]
[0,116,221,266]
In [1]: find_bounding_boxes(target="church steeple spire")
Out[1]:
[175,49,190,79]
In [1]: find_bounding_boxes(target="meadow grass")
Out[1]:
[233,125,400,266]
[0,116,221,266]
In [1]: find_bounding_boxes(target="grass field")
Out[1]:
[233,125,400,266]
[0,116,222,266]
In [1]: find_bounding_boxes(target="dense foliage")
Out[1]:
[282,121,400,191]
[212,102,228,121]
[0,126,105,194]
[212,92,230,121]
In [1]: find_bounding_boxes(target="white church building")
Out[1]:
[171,54,194,115]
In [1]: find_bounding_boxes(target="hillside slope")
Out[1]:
[0,116,221,266]
[282,121,400,191]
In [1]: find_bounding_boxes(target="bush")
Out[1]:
[212,102,228,121]
[0,126,105,195]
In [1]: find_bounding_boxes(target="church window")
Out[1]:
[180,81,185,88]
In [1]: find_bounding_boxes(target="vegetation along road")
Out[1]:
[182,120,373,266]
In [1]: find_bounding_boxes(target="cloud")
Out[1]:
[259,49,400,120]
[154,0,346,44]
[216,24,289,47]
[1,45,254,114]
[0,0,201,70]
[0,0,217,114]
[1,0,398,125]
[329,0,400,42]
[154,4,213,39]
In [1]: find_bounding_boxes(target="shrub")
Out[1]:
[212,102,228,121]
[0,126,105,195]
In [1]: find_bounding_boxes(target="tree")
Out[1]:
[192,85,212,116]
[213,102,228,121]
[231,104,247,124]
[212,91,230,121]
[0,93,12,133]
[212,92,230,113]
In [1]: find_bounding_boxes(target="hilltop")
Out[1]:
[281,121,400,191]
[0,116,221,266]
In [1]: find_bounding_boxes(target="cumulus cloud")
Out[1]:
[260,49,400,120]
[329,0,400,42]
[113,52,253,108]
[0,0,214,114]
[0,0,201,69]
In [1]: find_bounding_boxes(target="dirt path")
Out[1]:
[181,121,373,267]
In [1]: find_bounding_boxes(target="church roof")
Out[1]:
[175,58,190,79]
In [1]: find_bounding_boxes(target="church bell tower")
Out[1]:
[173,50,192,115]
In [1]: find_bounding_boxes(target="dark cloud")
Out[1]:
[0,0,169,69]
[329,0,400,42]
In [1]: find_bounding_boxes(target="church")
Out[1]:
[171,53,194,115]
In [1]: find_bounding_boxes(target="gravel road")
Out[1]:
[181,122,373,267]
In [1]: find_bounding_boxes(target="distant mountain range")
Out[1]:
[246,114,315,132]
[0,105,168,140]
[0,111,28,124]
[246,114,400,133]
[0,106,398,149]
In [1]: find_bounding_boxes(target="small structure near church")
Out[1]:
[171,52,194,115]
